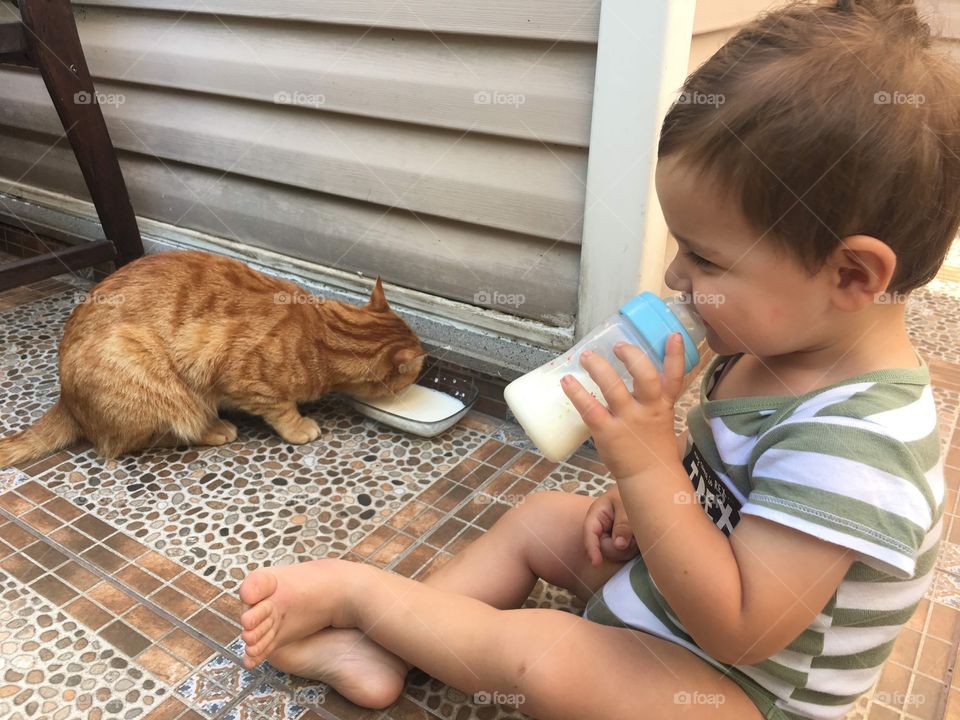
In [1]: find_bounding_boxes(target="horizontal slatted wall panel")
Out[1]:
[0,1,599,324]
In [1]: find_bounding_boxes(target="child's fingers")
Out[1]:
[660,333,686,402]
[583,497,613,565]
[576,351,636,416]
[561,374,612,430]
[613,343,661,404]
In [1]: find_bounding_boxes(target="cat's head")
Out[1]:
[333,277,428,399]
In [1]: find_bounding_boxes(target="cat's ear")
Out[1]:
[393,347,428,375]
[366,276,389,312]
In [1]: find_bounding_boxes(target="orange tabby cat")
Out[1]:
[0,250,427,466]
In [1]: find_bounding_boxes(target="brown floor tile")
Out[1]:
[525,459,559,483]
[415,551,453,580]
[0,492,33,515]
[99,620,151,657]
[22,540,68,570]
[88,582,137,614]
[434,483,470,513]
[1,554,44,583]
[918,635,952,679]
[423,517,467,550]
[484,471,519,497]
[172,572,220,603]
[187,609,239,646]
[876,662,912,704]
[453,496,487,524]
[444,458,478,484]
[405,507,445,536]
[160,629,215,665]
[352,525,396,558]
[567,453,609,476]
[488,444,520,468]
[387,500,428,531]
[139,552,184,581]
[0,522,36,550]
[104,533,150,561]
[474,502,511,530]
[0,539,12,561]
[16,481,55,504]
[471,439,503,462]
[81,545,126,574]
[505,451,542,477]
[908,598,931,633]
[123,605,175,641]
[180,711,205,720]
[42,496,84,522]
[72,514,117,541]
[137,646,191,685]
[416,478,457,506]
[143,696,189,720]
[446,525,483,555]
[19,451,71,478]
[388,695,439,719]
[392,545,433,578]
[20,508,60,534]
[370,534,415,566]
[151,586,201,619]
[115,565,164,595]
[927,601,959,642]
[890,628,921,667]
[65,595,113,629]
[910,673,947,719]
[30,574,78,605]
[53,561,100,592]
[210,593,242,621]
[50,525,97,553]
[470,463,497,484]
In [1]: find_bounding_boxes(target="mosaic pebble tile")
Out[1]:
[0,574,172,719]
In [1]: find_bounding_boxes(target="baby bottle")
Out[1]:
[504,292,705,462]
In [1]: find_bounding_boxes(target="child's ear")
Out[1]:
[827,235,898,311]
[366,276,389,312]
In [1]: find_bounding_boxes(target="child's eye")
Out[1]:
[685,249,714,268]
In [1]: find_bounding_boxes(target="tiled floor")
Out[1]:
[0,240,959,720]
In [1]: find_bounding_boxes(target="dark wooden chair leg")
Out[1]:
[17,0,143,267]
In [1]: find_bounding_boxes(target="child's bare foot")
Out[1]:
[268,628,411,709]
[239,559,360,668]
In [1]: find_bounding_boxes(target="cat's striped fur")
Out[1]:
[0,251,426,466]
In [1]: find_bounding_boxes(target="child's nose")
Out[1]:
[664,259,692,295]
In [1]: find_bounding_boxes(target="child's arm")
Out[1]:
[562,338,855,665]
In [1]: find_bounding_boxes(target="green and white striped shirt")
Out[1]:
[583,351,943,720]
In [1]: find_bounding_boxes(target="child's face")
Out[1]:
[656,155,835,359]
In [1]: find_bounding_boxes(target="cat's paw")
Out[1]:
[200,419,238,446]
[279,416,321,444]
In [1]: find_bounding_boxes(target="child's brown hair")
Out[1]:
[659,0,960,293]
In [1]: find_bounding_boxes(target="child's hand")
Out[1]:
[583,485,638,566]
[561,333,685,480]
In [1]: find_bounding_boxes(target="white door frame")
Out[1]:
[576,0,696,339]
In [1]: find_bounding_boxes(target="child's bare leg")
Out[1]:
[246,492,628,708]
[240,558,762,720]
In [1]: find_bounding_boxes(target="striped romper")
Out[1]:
[582,351,944,720]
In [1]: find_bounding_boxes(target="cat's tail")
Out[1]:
[0,401,83,469]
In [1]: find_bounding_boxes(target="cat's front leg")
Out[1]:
[258,401,322,444]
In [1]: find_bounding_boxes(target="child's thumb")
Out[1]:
[613,522,633,549]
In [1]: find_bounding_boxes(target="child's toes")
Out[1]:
[244,625,278,661]
[241,614,275,646]
[240,601,273,632]
[239,569,278,606]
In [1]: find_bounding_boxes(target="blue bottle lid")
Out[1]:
[618,292,701,374]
